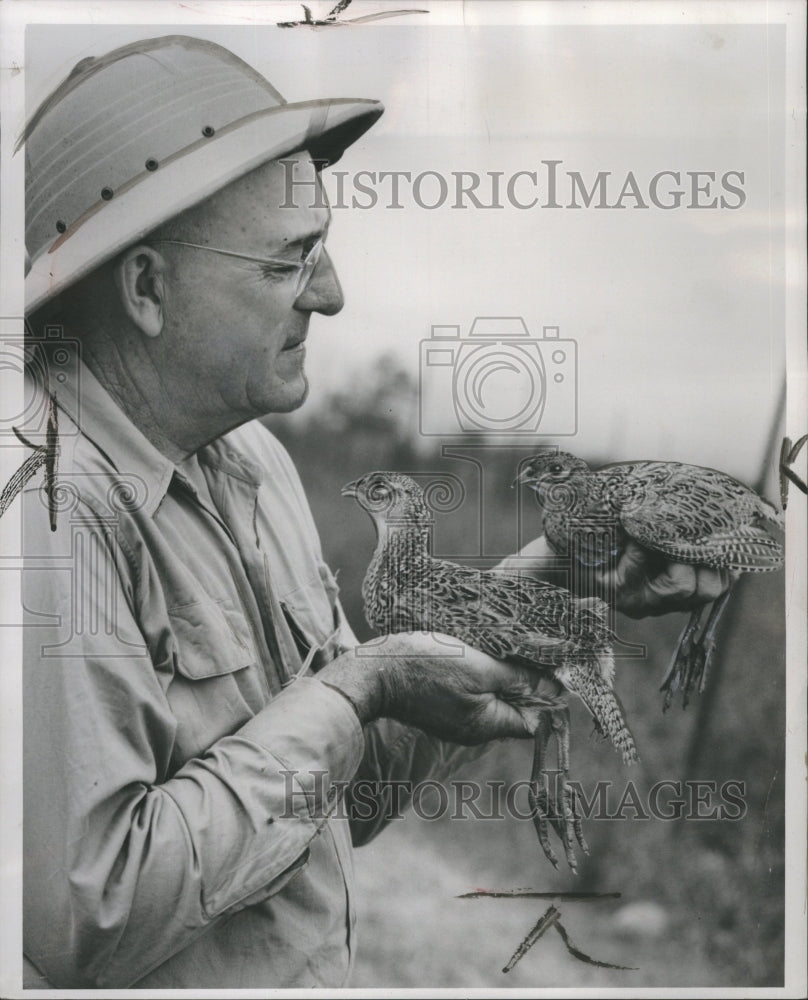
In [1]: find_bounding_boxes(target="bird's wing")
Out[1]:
[599,462,785,570]
[631,524,784,571]
[390,559,612,666]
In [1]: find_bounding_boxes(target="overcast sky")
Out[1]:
[24,17,787,485]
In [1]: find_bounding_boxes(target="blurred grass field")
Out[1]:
[265,359,785,988]
[344,575,784,988]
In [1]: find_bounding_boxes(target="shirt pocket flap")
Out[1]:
[279,576,343,673]
[168,600,255,680]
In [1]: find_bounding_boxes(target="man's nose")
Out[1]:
[294,248,344,316]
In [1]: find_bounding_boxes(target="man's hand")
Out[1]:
[597,539,730,618]
[497,535,730,619]
[317,632,560,744]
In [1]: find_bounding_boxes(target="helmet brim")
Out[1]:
[25,97,382,314]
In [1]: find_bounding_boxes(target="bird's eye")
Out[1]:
[368,481,391,503]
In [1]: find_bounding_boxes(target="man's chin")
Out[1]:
[266,375,310,415]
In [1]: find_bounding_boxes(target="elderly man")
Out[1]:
[19,35,727,989]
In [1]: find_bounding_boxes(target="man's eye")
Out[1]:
[259,262,297,280]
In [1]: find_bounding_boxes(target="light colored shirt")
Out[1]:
[21,361,476,988]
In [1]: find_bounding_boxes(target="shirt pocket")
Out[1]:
[164,600,265,767]
[279,569,342,675]
[168,599,256,680]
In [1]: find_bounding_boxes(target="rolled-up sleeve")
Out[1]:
[23,507,364,988]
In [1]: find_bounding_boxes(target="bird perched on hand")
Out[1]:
[516,451,784,709]
[343,470,638,872]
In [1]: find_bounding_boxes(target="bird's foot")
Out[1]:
[661,591,731,711]
[528,710,589,873]
[693,636,716,694]
[662,633,716,710]
[528,770,590,874]
[554,775,590,871]
[660,609,703,711]
[528,773,560,871]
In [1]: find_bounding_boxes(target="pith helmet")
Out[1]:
[22,34,383,313]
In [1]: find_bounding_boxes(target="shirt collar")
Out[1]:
[199,436,264,488]
[55,359,175,517]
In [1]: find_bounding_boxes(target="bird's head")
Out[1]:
[341,471,433,529]
[514,451,590,492]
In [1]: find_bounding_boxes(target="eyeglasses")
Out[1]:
[151,237,325,299]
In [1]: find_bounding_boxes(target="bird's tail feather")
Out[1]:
[556,663,638,764]
[667,526,783,572]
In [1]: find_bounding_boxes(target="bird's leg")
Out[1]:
[528,713,559,870]
[691,586,733,694]
[550,706,589,871]
[660,586,734,709]
[528,707,587,873]
[659,608,703,710]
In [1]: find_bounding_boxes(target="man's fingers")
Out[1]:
[485,698,542,740]
[657,562,698,601]
[694,565,729,603]
[459,654,563,742]
[603,542,731,617]
[620,539,665,581]
[379,634,559,744]
[650,562,729,609]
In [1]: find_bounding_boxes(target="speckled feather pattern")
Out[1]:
[526,455,784,572]
[351,473,637,764]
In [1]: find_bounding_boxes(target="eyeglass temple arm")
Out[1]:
[151,239,302,269]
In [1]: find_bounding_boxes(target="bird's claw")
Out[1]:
[660,611,700,706]
[661,591,731,711]
[529,707,588,873]
[529,773,589,874]
[528,781,560,871]
[558,785,590,873]
[661,634,715,710]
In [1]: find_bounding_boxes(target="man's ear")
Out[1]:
[113,246,167,338]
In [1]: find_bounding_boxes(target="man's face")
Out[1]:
[160,152,342,420]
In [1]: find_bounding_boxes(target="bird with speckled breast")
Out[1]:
[343,470,638,873]
[515,451,784,708]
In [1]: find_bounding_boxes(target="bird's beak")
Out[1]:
[341,480,358,498]
[511,467,532,490]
